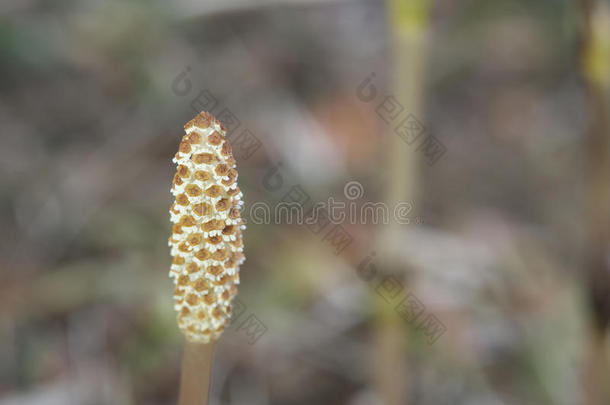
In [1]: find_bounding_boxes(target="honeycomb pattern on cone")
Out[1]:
[168,111,245,343]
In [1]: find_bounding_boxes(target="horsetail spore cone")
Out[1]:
[169,111,245,343]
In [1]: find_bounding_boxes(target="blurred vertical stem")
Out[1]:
[372,1,430,404]
[178,341,215,405]
[580,0,610,404]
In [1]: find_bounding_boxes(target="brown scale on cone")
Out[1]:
[169,111,245,343]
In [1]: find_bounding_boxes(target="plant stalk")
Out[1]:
[178,340,216,405]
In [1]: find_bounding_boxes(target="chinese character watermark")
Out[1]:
[356,252,447,344]
[171,67,263,160]
[356,72,447,166]
[229,298,268,345]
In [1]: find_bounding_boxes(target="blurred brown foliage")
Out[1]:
[1,0,609,404]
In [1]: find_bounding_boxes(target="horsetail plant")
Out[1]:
[169,111,245,404]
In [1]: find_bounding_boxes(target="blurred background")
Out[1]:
[2,0,610,404]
